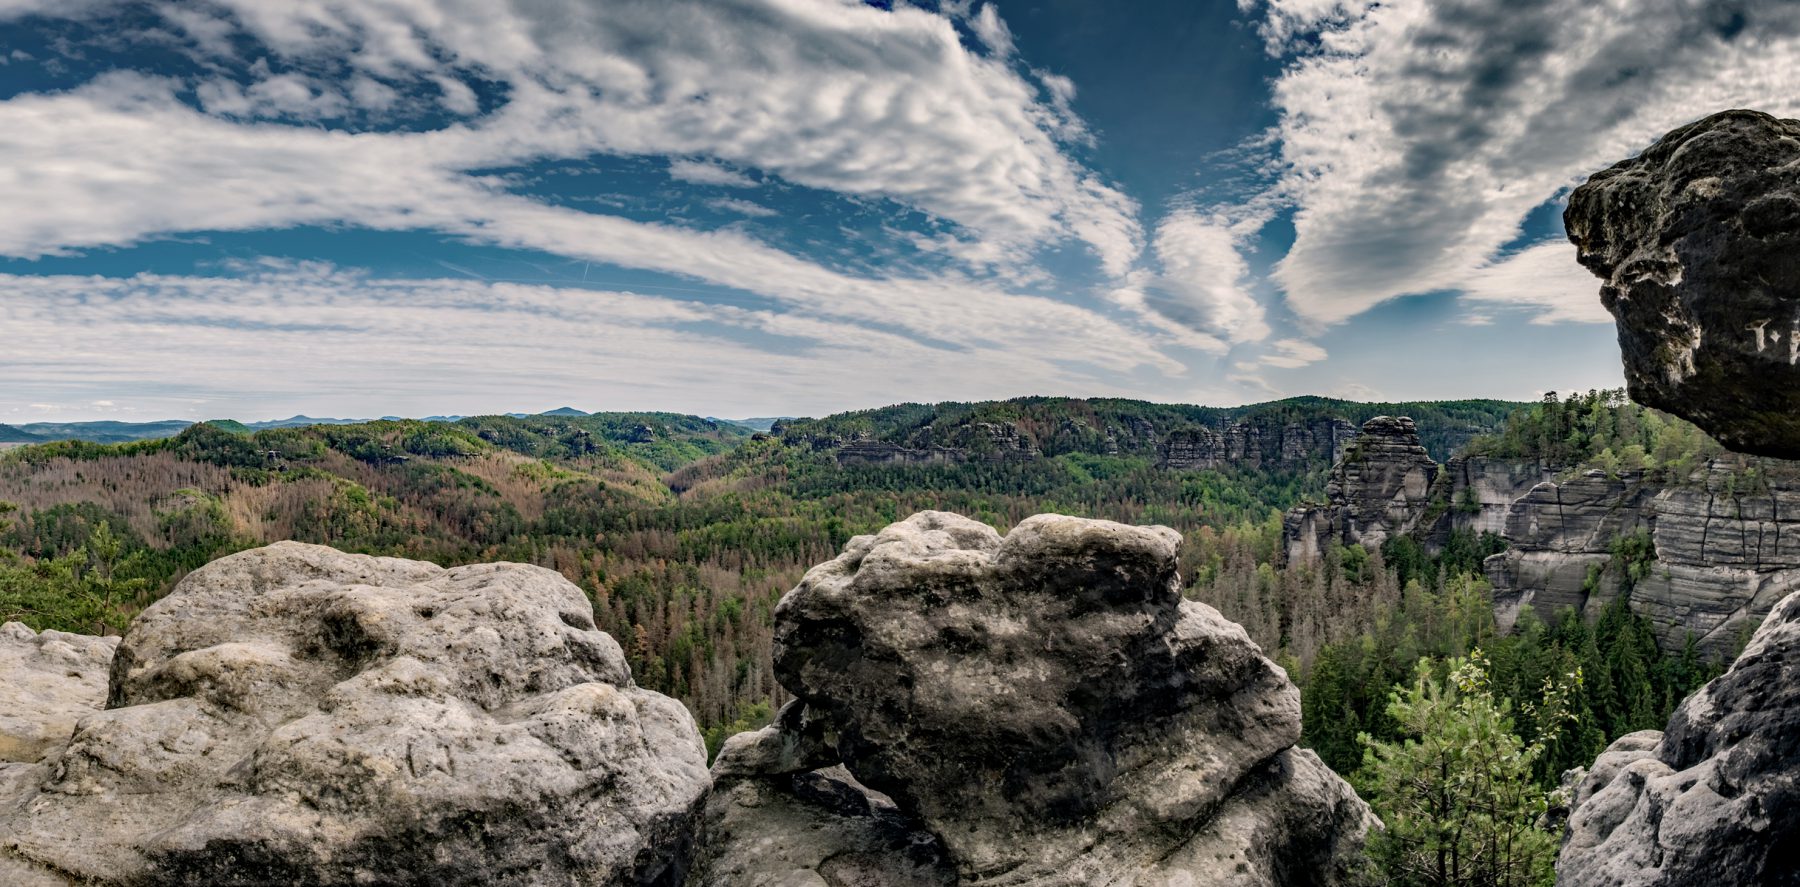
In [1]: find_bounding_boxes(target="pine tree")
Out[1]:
[1356,652,1567,887]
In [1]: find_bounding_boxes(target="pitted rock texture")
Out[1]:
[0,542,709,886]
[1557,589,1800,886]
[1565,109,1800,458]
[695,511,1373,886]
[0,623,116,764]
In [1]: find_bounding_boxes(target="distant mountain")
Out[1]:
[541,407,590,417]
[245,416,367,430]
[0,424,40,443]
[12,420,193,444]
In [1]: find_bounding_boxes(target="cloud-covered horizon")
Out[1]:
[1,0,1793,421]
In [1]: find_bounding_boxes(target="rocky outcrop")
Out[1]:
[1284,417,1439,562]
[831,422,1039,466]
[1160,416,1356,470]
[0,542,709,886]
[1565,109,1800,459]
[0,623,116,765]
[1557,588,1800,885]
[693,511,1374,886]
[1482,459,1800,656]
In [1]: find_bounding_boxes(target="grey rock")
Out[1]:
[1284,417,1439,562]
[1565,109,1800,459]
[0,623,117,764]
[0,541,709,886]
[1557,590,1800,886]
[696,511,1374,886]
[1484,458,1800,656]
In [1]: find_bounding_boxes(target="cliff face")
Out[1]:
[1159,416,1357,470]
[1287,421,1800,658]
[1484,461,1800,657]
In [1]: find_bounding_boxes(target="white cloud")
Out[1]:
[707,197,777,218]
[970,4,1016,57]
[1259,337,1327,369]
[197,70,349,119]
[1147,209,1270,345]
[1243,0,1800,324]
[0,263,1205,419]
[669,160,758,188]
[2,0,1140,276]
[1459,240,1613,325]
[0,74,1178,377]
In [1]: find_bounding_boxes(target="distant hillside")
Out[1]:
[775,396,1524,462]
[712,416,791,433]
[9,420,193,444]
[0,424,39,444]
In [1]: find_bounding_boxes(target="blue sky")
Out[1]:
[2,0,1796,423]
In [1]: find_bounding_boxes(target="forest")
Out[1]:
[0,393,1739,884]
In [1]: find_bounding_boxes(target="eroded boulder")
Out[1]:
[1565,108,1800,458]
[1557,589,1800,885]
[693,511,1373,886]
[0,542,709,886]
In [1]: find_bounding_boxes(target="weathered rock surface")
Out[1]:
[0,623,116,765]
[1566,109,1800,459]
[1284,417,1439,562]
[694,511,1374,886]
[1482,459,1800,656]
[1558,588,1800,885]
[0,541,709,886]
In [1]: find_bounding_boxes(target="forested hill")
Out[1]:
[776,396,1522,462]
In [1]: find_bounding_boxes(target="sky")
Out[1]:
[2,0,1798,423]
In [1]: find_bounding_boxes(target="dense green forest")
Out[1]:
[0,393,1730,803]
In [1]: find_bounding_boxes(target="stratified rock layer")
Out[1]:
[1284,417,1440,562]
[0,623,116,764]
[1557,588,1800,886]
[0,542,710,886]
[694,511,1373,886]
[1565,109,1800,458]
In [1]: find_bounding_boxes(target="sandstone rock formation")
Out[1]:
[1557,588,1800,885]
[0,623,116,765]
[693,511,1374,886]
[1284,417,1440,562]
[1484,459,1800,656]
[1160,416,1356,471]
[0,542,709,886]
[1565,109,1800,459]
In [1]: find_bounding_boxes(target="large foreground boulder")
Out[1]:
[1557,588,1800,885]
[1565,108,1800,458]
[692,511,1373,886]
[0,542,710,886]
